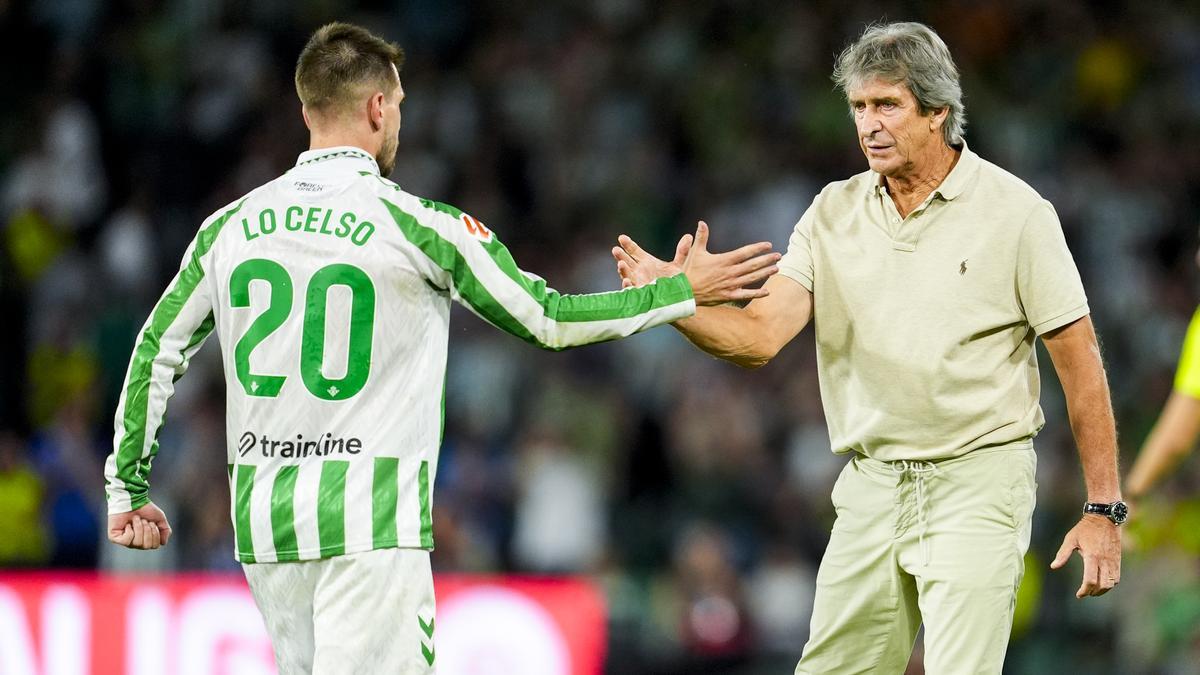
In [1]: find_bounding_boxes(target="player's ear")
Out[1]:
[368,91,385,132]
[301,105,313,131]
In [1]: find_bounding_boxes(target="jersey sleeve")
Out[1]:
[380,196,696,350]
[1016,201,1090,335]
[104,200,244,514]
[1174,306,1200,399]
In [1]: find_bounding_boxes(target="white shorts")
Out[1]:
[243,547,436,674]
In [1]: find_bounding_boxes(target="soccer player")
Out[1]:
[614,22,1123,674]
[102,22,780,673]
[1125,293,1200,501]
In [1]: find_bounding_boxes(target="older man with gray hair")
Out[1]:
[613,21,1123,673]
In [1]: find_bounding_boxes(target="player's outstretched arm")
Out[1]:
[108,502,172,550]
[614,221,811,369]
[383,197,782,350]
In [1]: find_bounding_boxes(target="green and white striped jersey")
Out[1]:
[105,146,695,563]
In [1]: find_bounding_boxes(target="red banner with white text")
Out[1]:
[0,572,605,675]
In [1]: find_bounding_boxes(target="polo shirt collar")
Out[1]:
[294,146,380,176]
[869,141,979,202]
[932,141,977,201]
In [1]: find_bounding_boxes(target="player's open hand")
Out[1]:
[612,231,692,289]
[1050,515,1121,598]
[613,221,779,306]
[108,502,173,550]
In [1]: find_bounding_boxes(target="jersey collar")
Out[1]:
[294,146,381,176]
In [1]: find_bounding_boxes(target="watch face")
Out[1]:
[1111,501,1129,524]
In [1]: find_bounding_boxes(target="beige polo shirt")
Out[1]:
[779,144,1088,461]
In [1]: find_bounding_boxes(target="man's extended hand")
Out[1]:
[612,221,779,306]
[108,502,172,550]
[1050,515,1121,598]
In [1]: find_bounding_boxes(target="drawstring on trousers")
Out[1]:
[890,460,937,566]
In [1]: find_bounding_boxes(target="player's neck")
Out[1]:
[308,131,378,157]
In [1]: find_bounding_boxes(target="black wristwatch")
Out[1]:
[1083,501,1129,525]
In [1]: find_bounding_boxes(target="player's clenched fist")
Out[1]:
[108,503,173,550]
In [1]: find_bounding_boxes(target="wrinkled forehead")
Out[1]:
[846,77,914,104]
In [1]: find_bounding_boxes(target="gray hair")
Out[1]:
[833,22,966,146]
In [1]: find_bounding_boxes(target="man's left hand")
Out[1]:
[1050,515,1121,598]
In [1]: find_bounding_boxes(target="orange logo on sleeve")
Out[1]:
[461,214,493,242]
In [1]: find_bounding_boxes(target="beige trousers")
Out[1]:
[243,547,436,674]
[796,446,1036,675]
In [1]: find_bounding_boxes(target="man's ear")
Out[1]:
[301,105,313,131]
[929,106,949,133]
[368,91,385,132]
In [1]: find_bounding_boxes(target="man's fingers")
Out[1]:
[158,522,172,547]
[1078,555,1099,599]
[1102,546,1121,589]
[1097,562,1116,595]
[729,252,782,278]
[730,266,780,291]
[673,234,693,266]
[616,261,637,287]
[612,246,636,267]
[694,221,710,253]
[109,524,134,547]
[130,516,145,549]
[617,234,647,261]
[726,287,771,301]
[724,241,776,264]
[1050,538,1075,569]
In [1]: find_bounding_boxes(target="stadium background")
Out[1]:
[1,0,1198,673]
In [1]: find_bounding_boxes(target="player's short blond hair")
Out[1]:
[295,22,405,118]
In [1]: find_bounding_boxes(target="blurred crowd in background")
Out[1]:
[1,0,1199,673]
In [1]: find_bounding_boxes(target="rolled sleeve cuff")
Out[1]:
[1031,303,1089,335]
[777,266,813,293]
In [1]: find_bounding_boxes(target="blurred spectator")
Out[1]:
[29,380,105,568]
[0,431,49,566]
[671,523,753,668]
[512,431,607,573]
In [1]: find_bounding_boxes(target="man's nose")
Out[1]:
[858,115,882,137]
[857,109,882,131]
